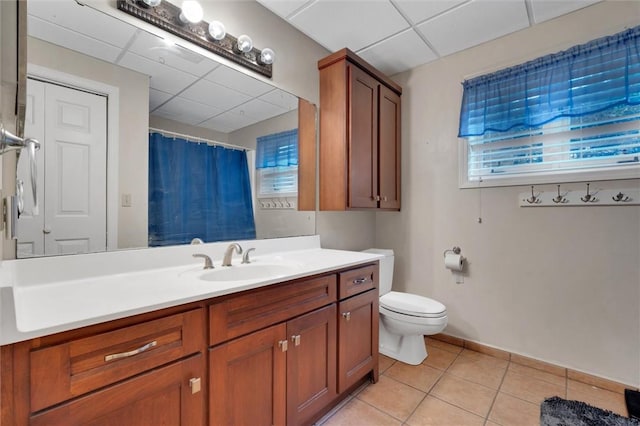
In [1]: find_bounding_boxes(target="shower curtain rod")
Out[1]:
[149,127,249,151]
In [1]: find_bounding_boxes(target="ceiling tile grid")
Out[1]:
[258,0,604,75]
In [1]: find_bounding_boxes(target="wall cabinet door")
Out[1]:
[286,304,337,426]
[209,323,287,426]
[29,354,205,426]
[378,85,401,210]
[338,289,379,393]
[348,64,379,209]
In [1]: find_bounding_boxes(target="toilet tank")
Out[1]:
[362,249,394,295]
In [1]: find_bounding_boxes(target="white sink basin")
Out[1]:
[198,264,298,282]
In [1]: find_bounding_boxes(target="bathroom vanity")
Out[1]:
[0,237,380,426]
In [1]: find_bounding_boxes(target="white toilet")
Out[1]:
[364,249,448,365]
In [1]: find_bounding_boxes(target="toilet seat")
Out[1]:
[380,291,446,318]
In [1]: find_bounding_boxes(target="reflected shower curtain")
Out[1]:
[148,133,256,246]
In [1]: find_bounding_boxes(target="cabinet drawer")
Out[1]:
[339,264,377,299]
[30,308,205,412]
[209,274,337,346]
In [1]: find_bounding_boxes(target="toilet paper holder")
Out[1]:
[443,246,462,257]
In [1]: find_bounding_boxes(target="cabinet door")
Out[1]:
[210,324,287,426]
[338,289,379,393]
[30,354,205,426]
[378,85,401,210]
[348,64,379,209]
[287,304,337,426]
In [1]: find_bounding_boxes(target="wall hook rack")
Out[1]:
[580,183,598,203]
[612,192,631,202]
[524,186,541,204]
[552,185,568,204]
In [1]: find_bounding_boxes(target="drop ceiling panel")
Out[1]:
[180,79,252,111]
[229,98,288,121]
[289,0,410,51]
[200,112,261,133]
[393,0,469,24]
[149,88,173,111]
[27,0,137,48]
[128,30,221,77]
[153,97,224,126]
[118,52,198,95]
[205,66,275,97]
[258,89,299,111]
[529,0,601,24]
[27,16,122,64]
[357,29,438,75]
[257,0,312,18]
[417,0,530,56]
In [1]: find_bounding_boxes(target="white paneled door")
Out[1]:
[17,78,107,257]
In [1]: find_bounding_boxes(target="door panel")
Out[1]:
[287,304,337,426]
[18,79,107,256]
[348,65,378,209]
[209,324,287,426]
[378,85,401,210]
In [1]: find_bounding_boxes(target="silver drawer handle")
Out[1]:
[105,340,157,362]
[353,277,369,285]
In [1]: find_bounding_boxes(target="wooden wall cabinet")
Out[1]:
[318,48,401,211]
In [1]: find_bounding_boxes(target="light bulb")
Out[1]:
[259,48,275,65]
[179,0,203,24]
[236,34,253,53]
[208,21,226,40]
[140,0,161,7]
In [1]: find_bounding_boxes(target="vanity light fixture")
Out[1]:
[119,0,274,78]
[178,0,203,24]
[235,35,253,53]
[208,20,226,41]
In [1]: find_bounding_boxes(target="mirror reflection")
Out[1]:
[17,0,315,258]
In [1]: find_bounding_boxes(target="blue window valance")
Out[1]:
[459,25,640,137]
[256,129,298,169]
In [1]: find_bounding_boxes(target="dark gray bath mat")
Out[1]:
[541,396,639,426]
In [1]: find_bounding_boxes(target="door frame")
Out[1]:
[26,64,119,251]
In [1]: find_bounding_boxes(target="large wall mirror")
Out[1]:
[15,0,316,258]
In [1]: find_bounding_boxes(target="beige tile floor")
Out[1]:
[318,338,629,425]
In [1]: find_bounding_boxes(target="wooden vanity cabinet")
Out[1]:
[318,48,401,211]
[337,265,379,393]
[1,262,379,426]
[2,306,207,426]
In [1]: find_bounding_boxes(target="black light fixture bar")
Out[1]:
[117,0,273,78]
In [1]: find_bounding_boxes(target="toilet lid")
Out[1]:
[380,291,446,317]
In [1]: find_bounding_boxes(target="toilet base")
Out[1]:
[379,320,428,365]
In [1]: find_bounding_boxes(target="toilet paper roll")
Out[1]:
[445,253,464,271]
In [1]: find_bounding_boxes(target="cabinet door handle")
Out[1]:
[104,340,157,362]
[342,312,351,321]
[189,377,202,394]
[382,196,388,202]
[291,335,301,346]
[278,340,288,352]
[353,277,369,285]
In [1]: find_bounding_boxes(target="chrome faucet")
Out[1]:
[222,243,243,267]
[193,253,214,269]
[242,248,255,264]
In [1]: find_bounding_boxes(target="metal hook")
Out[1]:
[524,186,541,204]
[612,192,631,202]
[580,183,598,203]
[552,185,568,204]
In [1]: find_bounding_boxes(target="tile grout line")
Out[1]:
[482,357,512,425]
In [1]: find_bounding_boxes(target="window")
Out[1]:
[256,129,298,205]
[458,26,640,187]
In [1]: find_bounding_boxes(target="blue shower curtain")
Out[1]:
[148,133,256,246]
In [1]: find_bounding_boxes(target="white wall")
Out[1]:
[377,1,640,386]
[27,38,149,250]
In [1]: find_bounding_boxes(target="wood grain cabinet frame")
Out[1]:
[318,48,401,211]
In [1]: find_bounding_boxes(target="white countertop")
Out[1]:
[0,236,382,345]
